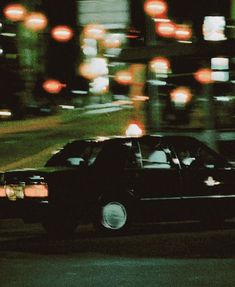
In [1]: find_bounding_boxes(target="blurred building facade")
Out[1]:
[1,0,235,132]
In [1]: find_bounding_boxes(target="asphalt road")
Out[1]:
[0,219,235,287]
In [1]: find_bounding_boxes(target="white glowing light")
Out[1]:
[90,76,109,94]
[125,124,143,137]
[203,16,227,41]
[211,57,229,70]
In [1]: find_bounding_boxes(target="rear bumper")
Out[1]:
[0,199,49,221]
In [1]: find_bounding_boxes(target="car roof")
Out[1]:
[67,134,199,145]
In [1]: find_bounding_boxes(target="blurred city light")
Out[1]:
[155,20,176,38]
[212,71,229,82]
[175,24,192,41]
[170,86,192,107]
[79,58,108,80]
[3,3,27,22]
[42,79,65,94]
[0,186,5,197]
[211,57,229,70]
[203,16,227,41]
[51,25,74,42]
[114,70,133,85]
[82,38,98,56]
[125,123,143,137]
[144,0,168,18]
[90,76,109,94]
[194,68,213,84]
[102,33,123,49]
[149,56,170,74]
[24,12,48,31]
[83,24,106,40]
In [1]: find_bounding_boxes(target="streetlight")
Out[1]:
[51,25,74,42]
[3,3,27,22]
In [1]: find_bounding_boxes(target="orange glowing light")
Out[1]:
[51,25,74,42]
[149,57,170,74]
[115,70,133,85]
[0,186,6,197]
[144,0,168,18]
[83,24,106,40]
[194,68,213,84]
[42,79,65,94]
[175,24,192,41]
[24,12,48,31]
[102,35,122,49]
[3,3,27,22]
[156,21,176,38]
[170,87,192,105]
[24,184,48,198]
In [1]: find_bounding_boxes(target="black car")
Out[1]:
[0,135,235,235]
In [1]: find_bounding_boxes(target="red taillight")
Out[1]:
[24,184,48,198]
[0,185,6,197]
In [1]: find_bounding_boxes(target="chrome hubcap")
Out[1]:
[101,202,127,230]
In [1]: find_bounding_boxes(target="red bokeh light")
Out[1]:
[170,87,192,105]
[24,12,48,31]
[194,68,213,84]
[83,24,106,40]
[114,70,133,85]
[51,25,74,42]
[3,3,27,22]
[149,57,170,74]
[144,0,168,18]
[42,79,65,94]
[156,21,176,38]
[175,24,192,41]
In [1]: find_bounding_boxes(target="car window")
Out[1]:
[46,141,102,167]
[139,142,172,169]
[174,140,226,168]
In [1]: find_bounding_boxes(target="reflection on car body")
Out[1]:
[0,135,235,235]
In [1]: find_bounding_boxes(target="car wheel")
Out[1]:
[94,200,130,233]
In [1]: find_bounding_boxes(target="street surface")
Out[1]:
[0,219,235,287]
[0,109,235,286]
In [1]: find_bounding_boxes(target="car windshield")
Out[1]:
[45,140,103,167]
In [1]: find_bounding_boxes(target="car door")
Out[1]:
[174,138,235,220]
[124,137,182,223]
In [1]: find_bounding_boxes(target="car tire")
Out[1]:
[94,200,130,234]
